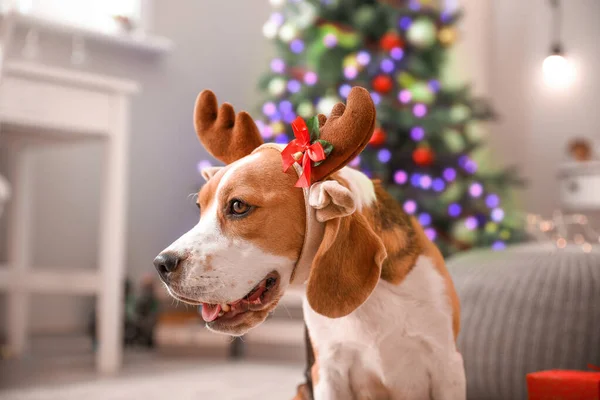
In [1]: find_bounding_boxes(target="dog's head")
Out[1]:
[154,87,385,335]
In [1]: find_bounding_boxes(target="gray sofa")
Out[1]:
[448,243,600,400]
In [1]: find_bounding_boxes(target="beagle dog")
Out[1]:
[154,87,466,400]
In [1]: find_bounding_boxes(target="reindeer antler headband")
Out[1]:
[194,87,376,185]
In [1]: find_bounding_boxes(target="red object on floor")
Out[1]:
[527,370,600,400]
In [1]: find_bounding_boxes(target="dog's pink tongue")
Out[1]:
[201,304,221,322]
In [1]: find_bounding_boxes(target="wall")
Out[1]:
[0,0,272,334]
[460,0,600,216]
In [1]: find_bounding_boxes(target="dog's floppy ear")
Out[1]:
[194,90,264,165]
[306,193,386,318]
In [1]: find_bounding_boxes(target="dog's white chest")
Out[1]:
[303,255,457,399]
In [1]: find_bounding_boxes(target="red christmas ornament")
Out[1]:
[372,75,393,94]
[380,32,404,52]
[369,128,387,147]
[413,147,435,166]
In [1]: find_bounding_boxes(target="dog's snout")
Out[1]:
[153,252,180,282]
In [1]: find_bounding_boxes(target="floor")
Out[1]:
[0,336,304,400]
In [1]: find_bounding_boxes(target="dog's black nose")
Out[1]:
[153,252,179,282]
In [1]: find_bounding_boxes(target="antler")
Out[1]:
[194,90,264,165]
[311,87,376,183]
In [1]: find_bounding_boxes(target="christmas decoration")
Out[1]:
[568,138,593,162]
[410,81,435,104]
[282,116,333,188]
[438,26,457,46]
[406,18,437,49]
[369,128,387,147]
[413,147,434,166]
[317,96,340,115]
[255,0,524,255]
[380,32,404,51]
[527,369,600,400]
[372,74,394,93]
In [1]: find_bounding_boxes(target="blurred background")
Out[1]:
[0,0,598,399]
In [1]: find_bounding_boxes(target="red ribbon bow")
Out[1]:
[282,116,326,188]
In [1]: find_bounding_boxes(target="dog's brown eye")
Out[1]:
[230,199,251,216]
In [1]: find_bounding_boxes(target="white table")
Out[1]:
[0,61,138,374]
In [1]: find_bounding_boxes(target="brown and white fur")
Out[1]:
[155,147,465,399]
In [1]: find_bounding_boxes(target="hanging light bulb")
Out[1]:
[543,0,575,88]
[543,47,575,88]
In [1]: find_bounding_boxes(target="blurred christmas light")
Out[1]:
[399,16,413,30]
[409,0,420,10]
[269,0,285,7]
[269,78,287,96]
[262,21,278,39]
[420,175,432,189]
[390,47,404,60]
[491,208,505,222]
[339,84,352,98]
[297,101,314,118]
[486,193,500,208]
[428,79,441,92]
[263,102,277,116]
[394,170,408,184]
[317,96,340,115]
[255,120,265,133]
[290,39,305,53]
[270,58,285,73]
[425,228,437,241]
[419,213,432,226]
[279,24,297,42]
[443,168,457,181]
[491,241,506,251]
[465,216,478,230]
[287,79,301,93]
[413,103,427,118]
[410,126,425,141]
[261,125,273,139]
[344,66,358,79]
[411,173,421,187]
[448,203,461,217]
[274,134,289,144]
[283,112,297,123]
[271,121,285,134]
[304,71,318,85]
[323,33,338,48]
[349,156,361,168]
[197,160,213,173]
[380,58,394,73]
[370,92,381,105]
[378,148,392,163]
[404,200,417,214]
[432,178,445,192]
[440,11,451,23]
[269,111,282,122]
[279,100,293,114]
[356,51,371,66]
[469,182,483,198]
[270,12,285,27]
[398,89,412,104]
[459,156,478,174]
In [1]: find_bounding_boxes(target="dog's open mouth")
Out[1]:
[199,271,280,323]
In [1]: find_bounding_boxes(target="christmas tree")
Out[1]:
[252,0,524,256]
